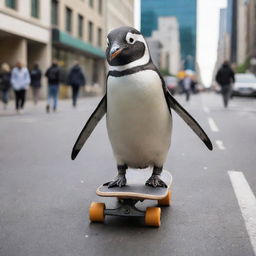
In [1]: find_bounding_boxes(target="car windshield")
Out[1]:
[235,75,256,83]
[166,77,177,83]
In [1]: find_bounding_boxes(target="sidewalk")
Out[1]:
[0,96,101,117]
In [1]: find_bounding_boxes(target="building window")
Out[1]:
[88,21,93,43]
[31,0,39,18]
[98,0,102,14]
[89,0,93,8]
[97,28,102,47]
[65,7,73,33]
[78,15,84,38]
[5,0,17,9]
[51,0,58,25]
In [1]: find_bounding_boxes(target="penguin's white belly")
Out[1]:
[107,70,172,168]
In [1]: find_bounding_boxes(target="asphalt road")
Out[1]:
[0,93,255,256]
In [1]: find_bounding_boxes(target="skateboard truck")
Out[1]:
[104,199,145,217]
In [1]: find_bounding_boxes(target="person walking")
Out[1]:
[0,63,11,110]
[67,61,86,107]
[182,75,192,101]
[216,61,235,108]
[45,61,60,113]
[11,62,31,113]
[30,63,42,105]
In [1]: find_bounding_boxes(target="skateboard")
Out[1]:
[89,170,172,227]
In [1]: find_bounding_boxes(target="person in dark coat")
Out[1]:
[0,63,11,109]
[67,61,86,107]
[45,60,60,112]
[216,61,235,108]
[30,63,42,104]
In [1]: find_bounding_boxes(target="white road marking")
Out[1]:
[228,170,256,255]
[208,117,219,132]
[203,106,210,113]
[216,140,225,150]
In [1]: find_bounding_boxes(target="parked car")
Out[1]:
[164,76,178,95]
[232,73,256,97]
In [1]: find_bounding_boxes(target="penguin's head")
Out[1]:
[106,26,150,70]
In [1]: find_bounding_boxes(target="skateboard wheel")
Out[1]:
[145,207,161,227]
[89,202,105,222]
[158,191,172,206]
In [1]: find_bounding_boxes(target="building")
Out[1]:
[246,0,256,70]
[226,0,237,64]
[151,17,181,75]
[0,0,136,98]
[51,0,106,89]
[0,0,51,71]
[105,0,134,34]
[236,0,248,65]
[141,0,197,70]
[146,38,162,68]
[225,0,256,71]
[216,8,229,68]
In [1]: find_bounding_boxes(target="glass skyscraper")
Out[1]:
[141,0,197,70]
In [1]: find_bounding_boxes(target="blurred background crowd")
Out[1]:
[0,0,255,113]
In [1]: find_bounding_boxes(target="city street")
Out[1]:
[0,93,256,256]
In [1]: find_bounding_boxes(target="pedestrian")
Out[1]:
[67,61,86,107]
[0,63,11,110]
[182,75,192,101]
[215,61,235,108]
[30,63,42,105]
[11,62,31,114]
[45,60,60,113]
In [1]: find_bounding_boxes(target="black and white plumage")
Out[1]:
[71,26,213,188]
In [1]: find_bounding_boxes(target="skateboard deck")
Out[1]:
[96,170,172,200]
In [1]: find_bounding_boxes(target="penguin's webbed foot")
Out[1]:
[104,174,127,188]
[145,175,167,188]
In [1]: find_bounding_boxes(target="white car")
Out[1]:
[164,76,178,95]
[232,74,256,96]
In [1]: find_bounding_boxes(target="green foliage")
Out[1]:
[160,68,173,76]
[235,57,250,73]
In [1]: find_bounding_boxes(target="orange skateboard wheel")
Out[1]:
[89,202,105,222]
[158,191,172,206]
[145,207,161,227]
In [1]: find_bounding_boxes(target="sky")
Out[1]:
[197,0,227,86]
[135,0,227,87]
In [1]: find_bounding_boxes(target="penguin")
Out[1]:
[71,26,213,188]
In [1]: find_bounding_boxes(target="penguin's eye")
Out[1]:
[126,33,136,45]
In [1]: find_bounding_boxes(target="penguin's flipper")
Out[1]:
[165,91,213,151]
[71,95,106,160]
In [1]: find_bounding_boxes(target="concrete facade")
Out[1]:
[151,17,181,75]
[226,0,256,67]
[51,0,106,93]
[0,0,51,97]
[146,38,162,68]
[216,8,230,70]
[236,0,248,65]
[246,0,256,57]
[0,0,136,98]
[105,0,134,33]
[0,0,51,69]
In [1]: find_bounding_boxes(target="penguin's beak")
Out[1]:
[109,44,123,61]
